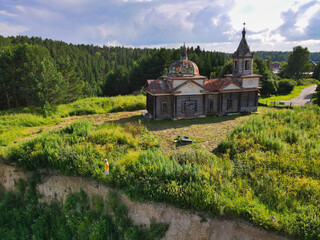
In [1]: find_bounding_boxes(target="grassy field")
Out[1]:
[1,95,320,239]
[0,95,145,157]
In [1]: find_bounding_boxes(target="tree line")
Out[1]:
[0,35,228,110]
[255,50,320,62]
[1,35,319,110]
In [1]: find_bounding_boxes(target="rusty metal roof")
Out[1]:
[204,78,242,91]
[172,80,208,93]
[144,79,171,94]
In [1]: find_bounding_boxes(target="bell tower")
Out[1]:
[232,23,253,76]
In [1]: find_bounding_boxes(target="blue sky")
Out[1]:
[1,0,320,52]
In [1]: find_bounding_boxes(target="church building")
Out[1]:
[144,27,261,119]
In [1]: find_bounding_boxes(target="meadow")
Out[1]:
[0,95,145,156]
[1,94,320,239]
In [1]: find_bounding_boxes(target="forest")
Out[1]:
[0,35,228,110]
[1,35,320,111]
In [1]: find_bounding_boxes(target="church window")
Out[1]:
[227,99,233,110]
[245,60,251,70]
[234,60,238,69]
[193,101,198,112]
[181,100,197,113]
[181,102,187,113]
[190,65,194,73]
[209,100,214,111]
[161,102,168,114]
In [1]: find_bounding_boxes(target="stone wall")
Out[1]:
[0,164,291,240]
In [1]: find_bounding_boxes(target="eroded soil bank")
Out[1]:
[0,163,290,240]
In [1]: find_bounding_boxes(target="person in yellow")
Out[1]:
[104,159,109,176]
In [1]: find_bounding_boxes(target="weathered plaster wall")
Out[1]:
[0,164,291,240]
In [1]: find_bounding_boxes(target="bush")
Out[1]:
[277,79,296,94]
[261,78,277,95]
[0,185,167,240]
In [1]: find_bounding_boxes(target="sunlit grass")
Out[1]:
[259,84,315,103]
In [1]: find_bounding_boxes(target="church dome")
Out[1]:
[168,59,199,76]
[168,44,199,76]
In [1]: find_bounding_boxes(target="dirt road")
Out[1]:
[283,84,317,106]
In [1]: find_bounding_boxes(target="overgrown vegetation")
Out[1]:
[259,78,319,104]
[0,178,168,239]
[0,95,145,157]
[3,103,320,239]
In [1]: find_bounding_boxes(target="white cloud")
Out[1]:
[123,0,153,2]
[33,0,91,11]
[275,0,320,41]
[15,5,62,21]
[229,0,293,31]
[295,3,320,34]
[0,22,29,36]
[1,0,320,51]
[0,10,16,17]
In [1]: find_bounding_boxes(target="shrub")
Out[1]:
[261,78,278,95]
[0,185,167,240]
[277,79,296,94]
[61,121,92,137]
[89,124,137,148]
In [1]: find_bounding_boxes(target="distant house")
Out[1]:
[270,63,281,74]
[144,27,261,120]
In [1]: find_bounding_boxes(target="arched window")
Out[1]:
[245,60,251,70]
[234,60,238,69]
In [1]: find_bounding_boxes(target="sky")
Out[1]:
[1,0,320,52]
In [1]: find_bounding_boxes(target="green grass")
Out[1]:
[55,94,146,117]
[259,84,315,103]
[0,113,60,154]
[0,95,146,155]
[0,95,146,118]
[2,99,320,239]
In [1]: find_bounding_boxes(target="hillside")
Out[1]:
[1,96,320,239]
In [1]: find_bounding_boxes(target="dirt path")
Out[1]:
[283,84,317,106]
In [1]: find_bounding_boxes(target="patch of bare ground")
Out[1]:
[10,107,275,154]
[144,107,273,152]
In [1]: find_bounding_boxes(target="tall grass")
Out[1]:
[56,95,146,117]
[0,95,146,117]
[4,104,320,239]
[0,95,145,153]
[0,113,60,149]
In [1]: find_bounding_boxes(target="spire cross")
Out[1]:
[242,22,246,38]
